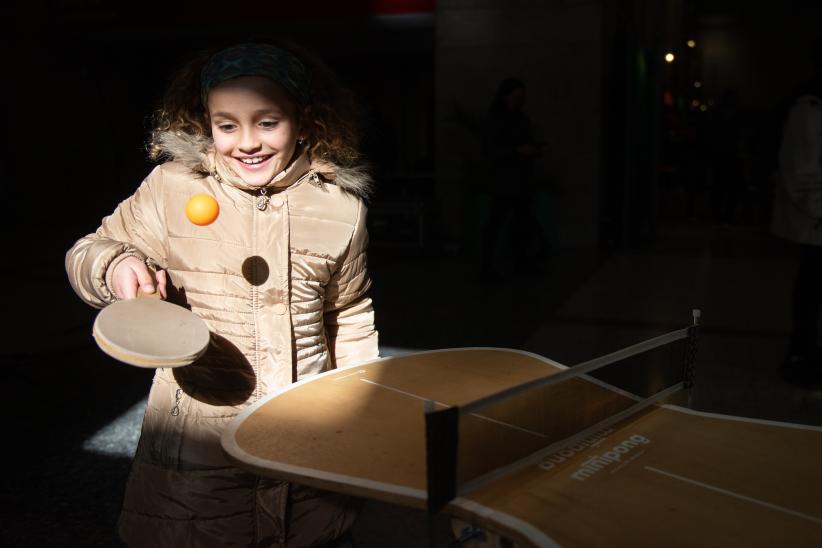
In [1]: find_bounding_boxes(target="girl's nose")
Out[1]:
[238,129,261,152]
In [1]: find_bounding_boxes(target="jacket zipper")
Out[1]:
[170,388,182,416]
[252,189,263,400]
[255,170,319,214]
[256,187,270,211]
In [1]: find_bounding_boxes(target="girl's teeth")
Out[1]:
[240,157,267,164]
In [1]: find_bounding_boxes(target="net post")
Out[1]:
[424,400,459,515]
[684,309,701,396]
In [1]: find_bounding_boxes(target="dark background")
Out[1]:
[5,0,822,546]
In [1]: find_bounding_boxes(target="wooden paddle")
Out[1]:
[92,288,210,368]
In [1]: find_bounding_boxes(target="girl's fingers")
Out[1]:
[119,273,139,299]
[156,270,168,299]
[134,264,157,295]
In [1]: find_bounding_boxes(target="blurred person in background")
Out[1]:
[771,40,822,389]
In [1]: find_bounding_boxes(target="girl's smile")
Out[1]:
[235,154,273,170]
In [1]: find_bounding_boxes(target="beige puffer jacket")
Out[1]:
[65,133,379,547]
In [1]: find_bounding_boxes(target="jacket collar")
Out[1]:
[208,148,312,192]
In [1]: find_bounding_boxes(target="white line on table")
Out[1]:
[359,379,547,439]
[645,466,822,526]
[331,369,367,382]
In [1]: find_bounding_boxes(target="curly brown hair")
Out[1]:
[148,41,363,167]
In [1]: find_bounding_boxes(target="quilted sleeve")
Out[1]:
[323,198,379,368]
[65,166,168,308]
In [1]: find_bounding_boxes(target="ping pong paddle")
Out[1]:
[92,288,210,368]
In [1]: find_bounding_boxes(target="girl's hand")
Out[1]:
[111,257,168,300]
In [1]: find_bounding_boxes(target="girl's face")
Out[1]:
[207,76,304,187]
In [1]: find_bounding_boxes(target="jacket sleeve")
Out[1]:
[323,198,379,369]
[778,101,822,220]
[65,166,168,308]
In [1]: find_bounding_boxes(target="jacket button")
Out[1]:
[270,196,284,208]
[272,303,287,315]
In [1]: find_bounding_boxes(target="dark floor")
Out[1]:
[2,214,820,547]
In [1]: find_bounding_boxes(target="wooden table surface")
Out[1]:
[222,348,822,547]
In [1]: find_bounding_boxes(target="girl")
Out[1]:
[65,42,378,547]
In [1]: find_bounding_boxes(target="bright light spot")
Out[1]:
[664,52,675,63]
[82,346,423,458]
[687,40,696,48]
[82,397,147,457]
[691,99,700,108]
[699,104,708,112]
[694,80,702,88]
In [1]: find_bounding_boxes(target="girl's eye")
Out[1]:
[260,120,279,129]
[216,124,236,132]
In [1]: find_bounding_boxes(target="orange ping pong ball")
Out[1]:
[185,194,219,226]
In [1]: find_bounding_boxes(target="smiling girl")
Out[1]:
[66,43,378,547]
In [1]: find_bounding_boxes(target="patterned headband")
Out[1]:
[200,43,312,107]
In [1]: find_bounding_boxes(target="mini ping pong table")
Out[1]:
[221,313,822,547]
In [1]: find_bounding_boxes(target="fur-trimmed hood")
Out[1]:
[152,130,372,198]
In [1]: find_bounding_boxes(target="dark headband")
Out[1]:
[200,43,312,107]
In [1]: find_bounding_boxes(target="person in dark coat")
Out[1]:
[480,77,547,281]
